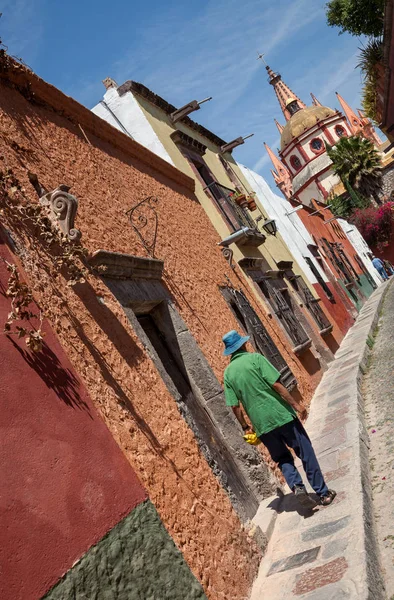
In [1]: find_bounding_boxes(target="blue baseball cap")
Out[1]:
[222,330,250,356]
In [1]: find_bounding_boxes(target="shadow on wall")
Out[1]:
[298,349,322,377]
[9,337,91,414]
[322,333,340,355]
[0,82,197,203]
[70,279,188,482]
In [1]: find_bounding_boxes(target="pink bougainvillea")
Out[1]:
[351,202,394,249]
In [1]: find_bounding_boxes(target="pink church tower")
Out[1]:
[335,92,382,146]
[262,63,382,206]
[264,142,293,199]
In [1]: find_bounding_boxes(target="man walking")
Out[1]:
[371,255,389,281]
[222,330,336,508]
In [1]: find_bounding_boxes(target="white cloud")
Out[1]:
[111,0,323,120]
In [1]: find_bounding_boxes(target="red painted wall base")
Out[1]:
[0,233,146,600]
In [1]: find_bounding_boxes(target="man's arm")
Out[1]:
[272,381,308,420]
[232,406,253,433]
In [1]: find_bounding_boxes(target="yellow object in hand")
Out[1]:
[243,432,261,446]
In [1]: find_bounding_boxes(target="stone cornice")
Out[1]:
[170,130,207,156]
[88,250,164,280]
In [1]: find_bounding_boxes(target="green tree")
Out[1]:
[357,39,384,122]
[326,0,384,37]
[326,136,383,205]
[329,180,369,219]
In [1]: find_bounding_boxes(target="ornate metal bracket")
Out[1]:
[221,246,235,269]
[126,196,159,258]
[40,185,82,242]
[28,174,81,243]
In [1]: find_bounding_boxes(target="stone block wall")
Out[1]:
[380,162,394,198]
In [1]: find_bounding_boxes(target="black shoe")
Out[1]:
[293,484,317,508]
[320,489,337,506]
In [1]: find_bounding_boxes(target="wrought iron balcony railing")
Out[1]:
[203,181,257,232]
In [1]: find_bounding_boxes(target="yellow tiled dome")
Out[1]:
[281,105,336,150]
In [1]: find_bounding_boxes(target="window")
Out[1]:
[181,150,254,231]
[290,275,332,334]
[256,277,311,353]
[290,155,302,171]
[335,125,346,138]
[220,286,296,389]
[304,256,334,301]
[310,138,323,153]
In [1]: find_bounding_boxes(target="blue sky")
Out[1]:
[1,0,368,186]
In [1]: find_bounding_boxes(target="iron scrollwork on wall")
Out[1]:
[221,247,234,269]
[126,196,159,258]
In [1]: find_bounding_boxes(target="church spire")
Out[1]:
[335,92,363,133]
[265,65,306,121]
[336,92,382,146]
[310,93,322,107]
[264,142,293,199]
[274,118,284,134]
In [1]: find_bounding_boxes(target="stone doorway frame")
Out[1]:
[89,250,277,521]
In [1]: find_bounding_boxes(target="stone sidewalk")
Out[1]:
[250,281,391,600]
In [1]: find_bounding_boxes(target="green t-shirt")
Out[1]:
[224,351,296,436]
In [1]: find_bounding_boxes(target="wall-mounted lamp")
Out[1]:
[220,134,254,154]
[170,97,212,123]
[262,219,277,236]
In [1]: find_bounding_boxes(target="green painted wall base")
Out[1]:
[44,500,207,600]
[358,273,375,300]
[338,274,375,312]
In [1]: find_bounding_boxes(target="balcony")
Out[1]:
[203,181,257,232]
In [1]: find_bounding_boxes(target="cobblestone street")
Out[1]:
[250,282,390,600]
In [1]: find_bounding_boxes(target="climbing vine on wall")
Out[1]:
[2,259,45,351]
[0,163,90,350]
[0,165,89,284]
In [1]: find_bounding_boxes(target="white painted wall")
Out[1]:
[326,120,352,140]
[337,218,381,286]
[298,181,321,205]
[319,170,341,194]
[238,164,332,288]
[92,88,174,165]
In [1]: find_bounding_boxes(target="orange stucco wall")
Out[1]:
[0,61,325,599]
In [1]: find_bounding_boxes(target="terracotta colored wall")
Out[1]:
[0,63,319,598]
[313,282,354,338]
[0,67,264,600]
[0,237,147,600]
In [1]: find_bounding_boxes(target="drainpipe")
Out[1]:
[218,227,249,247]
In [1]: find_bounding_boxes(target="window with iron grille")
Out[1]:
[290,275,333,335]
[220,286,296,390]
[354,254,377,290]
[180,148,255,232]
[304,256,334,301]
[256,278,312,353]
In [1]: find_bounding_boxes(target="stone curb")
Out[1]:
[249,281,391,600]
[307,281,390,600]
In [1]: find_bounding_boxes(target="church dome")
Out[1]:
[280,105,336,150]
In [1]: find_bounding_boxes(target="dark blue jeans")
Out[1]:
[260,418,329,497]
[377,266,389,281]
